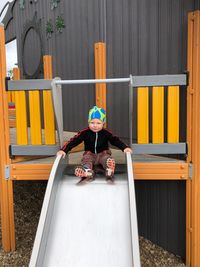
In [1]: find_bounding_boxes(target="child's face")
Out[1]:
[89,119,104,132]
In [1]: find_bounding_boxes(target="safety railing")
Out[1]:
[129,74,187,154]
[7,59,58,157]
[7,74,187,156]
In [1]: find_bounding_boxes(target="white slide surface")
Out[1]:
[29,153,140,267]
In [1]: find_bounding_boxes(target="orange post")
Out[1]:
[187,10,200,267]
[0,24,15,251]
[94,43,106,110]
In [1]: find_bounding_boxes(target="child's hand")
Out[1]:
[57,150,66,158]
[124,147,133,154]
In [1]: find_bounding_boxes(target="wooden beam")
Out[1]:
[10,164,52,180]
[187,10,200,267]
[133,162,188,180]
[0,25,15,251]
[10,162,189,181]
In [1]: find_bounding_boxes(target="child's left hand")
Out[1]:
[124,147,133,153]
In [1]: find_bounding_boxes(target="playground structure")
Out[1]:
[0,9,200,266]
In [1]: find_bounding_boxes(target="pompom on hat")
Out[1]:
[88,106,106,123]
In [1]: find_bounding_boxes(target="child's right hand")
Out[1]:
[56,150,66,158]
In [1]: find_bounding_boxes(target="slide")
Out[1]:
[29,153,141,267]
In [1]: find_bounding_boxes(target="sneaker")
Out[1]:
[105,158,115,178]
[74,165,94,178]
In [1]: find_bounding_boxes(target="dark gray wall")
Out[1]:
[3,0,199,259]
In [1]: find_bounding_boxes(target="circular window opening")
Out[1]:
[22,26,42,78]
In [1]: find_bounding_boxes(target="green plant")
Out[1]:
[55,15,65,33]
[46,20,54,39]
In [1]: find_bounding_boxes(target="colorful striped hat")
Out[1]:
[88,106,106,123]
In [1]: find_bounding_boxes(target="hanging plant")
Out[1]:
[55,15,65,33]
[46,20,54,39]
[50,0,60,10]
[19,0,25,9]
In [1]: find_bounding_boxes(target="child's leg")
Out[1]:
[97,150,115,178]
[74,151,95,178]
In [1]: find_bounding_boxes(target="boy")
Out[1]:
[57,106,132,182]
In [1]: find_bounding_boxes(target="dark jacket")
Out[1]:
[61,127,128,154]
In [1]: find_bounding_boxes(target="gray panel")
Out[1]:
[132,143,186,154]
[7,79,52,90]
[131,74,187,87]
[10,145,60,156]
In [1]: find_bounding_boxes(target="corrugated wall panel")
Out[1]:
[136,180,186,257]
[106,0,194,142]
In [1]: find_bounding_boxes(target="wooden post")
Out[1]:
[0,24,15,251]
[43,55,55,144]
[187,11,200,267]
[94,43,106,110]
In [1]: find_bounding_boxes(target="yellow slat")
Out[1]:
[152,86,164,143]
[29,91,42,144]
[168,86,179,143]
[43,55,55,144]
[8,92,12,102]
[137,87,149,143]
[11,92,15,102]
[13,68,28,144]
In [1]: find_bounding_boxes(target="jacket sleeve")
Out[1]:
[61,131,84,154]
[107,130,128,151]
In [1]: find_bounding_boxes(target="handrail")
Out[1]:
[126,152,141,267]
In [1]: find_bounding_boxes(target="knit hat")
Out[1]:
[88,106,106,123]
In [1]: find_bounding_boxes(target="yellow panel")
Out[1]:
[43,56,55,144]
[137,87,149,143]
[29,91,42,144]
[13,68,28,145]
[167,86,179,143]
[152,86,164,143]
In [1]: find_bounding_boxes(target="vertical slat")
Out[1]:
[8,91,12,102]
[152,86,164,143]
[94,42,106,110]
[137,87,149,143]
[167,86,179,143]
[0,24,15,251]
[13,68,28,144]
[11,91,15,103]
[29,90,42,144]
[43,55,55,144]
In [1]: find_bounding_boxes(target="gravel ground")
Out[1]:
[0,180,186,267]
